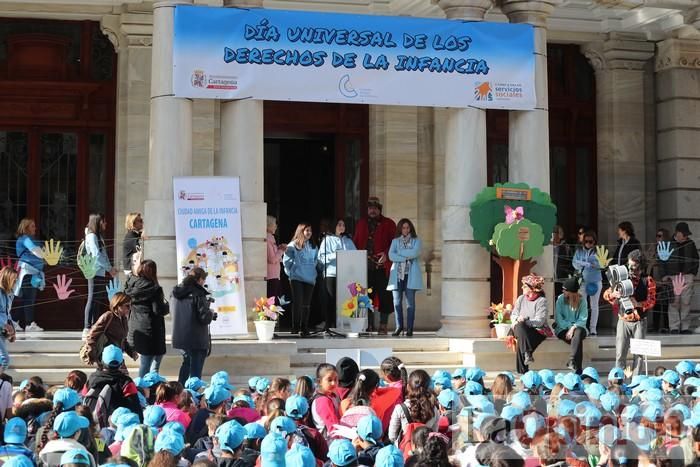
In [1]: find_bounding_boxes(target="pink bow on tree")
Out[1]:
[504,205,524,224]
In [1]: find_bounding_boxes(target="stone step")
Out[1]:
[292,335,450,352]
[291,350,462,367]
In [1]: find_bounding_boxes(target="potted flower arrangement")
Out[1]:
[340,282,373,335]
[252,296,284,341]
[488,302,513,339]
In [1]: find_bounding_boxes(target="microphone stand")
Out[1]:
[322,232,346,338]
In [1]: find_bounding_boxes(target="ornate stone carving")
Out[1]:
[100,15,122,51]
[656,38,700,72]
[498,0,561,27]
[433,0,494,20]
[583,35,654,72]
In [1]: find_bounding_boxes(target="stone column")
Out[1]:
[502,0,558,304]
[144,1,193,287]
[582,36,654,246]
[435,0,492,338]
[219,0,267,328]
[655,38,700,310]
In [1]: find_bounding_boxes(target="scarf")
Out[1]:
[397,236,413,281]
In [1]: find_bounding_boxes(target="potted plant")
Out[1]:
[489,302,513,339]
[252,296,283,341]
[341,282,373,336]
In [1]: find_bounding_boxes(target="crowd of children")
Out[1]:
[2,346,700,466]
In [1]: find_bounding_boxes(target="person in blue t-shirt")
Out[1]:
[14,218,45,332]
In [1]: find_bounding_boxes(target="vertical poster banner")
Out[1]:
[173,177,247,335]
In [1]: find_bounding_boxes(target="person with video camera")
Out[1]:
[603,250,656,375]
[171,267,217,384]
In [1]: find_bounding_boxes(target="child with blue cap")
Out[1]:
[143,405,167,436]
[228,394,261,424]
[284,394,328,461]
[239,422,266,465]
[84,345,142,421]
[0,417,34,463]
[260,432,287,467]
[38,411,95,467]
[353,415,383,466]
[213,420,247,465]
[59,448,93,467]
[325,438,358,467]
[191,414,226,454]
[154,431,186,463]
[374,445,404,467]
[188,384,232,444]
[285,443,315,467]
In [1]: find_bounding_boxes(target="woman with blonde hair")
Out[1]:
[0,267,18,369]
[14,218,45,331]
[83,292,138,367]
[282,223,318,337]
[122,212,143,276]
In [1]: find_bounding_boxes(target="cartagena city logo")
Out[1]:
[338,74,358,98]
[191,70,206,88]
[178,190,205,201]
[474,82,493,101]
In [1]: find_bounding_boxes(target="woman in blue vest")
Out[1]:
[283,223,318,337]
[318,218,356,331]
[387,218,423,337]
[14,218,45,331]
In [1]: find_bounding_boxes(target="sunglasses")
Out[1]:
[656,234,663,238]
[584,240,594,244]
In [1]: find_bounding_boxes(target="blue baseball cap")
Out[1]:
[538,369,556,390]
[356,415,382,445]
[562,373,582,391]
[520,371,542,390]
[215,420,246,452]
[584,383,606,400]
[142,371,167,388]
[375,445,405,467]
[244,422,267,440]
[184,377,207,391]
[248,376,261,389]
[144,405,167,428]
[523,412,545,438]
[684,377,700,388]
[575,402,601,427]
[608,367,625,381]
[114,413,140,442]
[204,385,232,407]
[233,394,255,408]
[133,377,146,389]
[684,415,700,428]
[54,411,90,438]
[186,389,203,402]
[432,370,450,380]
[599,425,620,448]
[433,375,452,390]
[285,443,315,467]
[466,367,486,382]
[54,387,80,410]
[557,399,576,417]
[499,371,515,385]
[261,432,287,466]
[642,403,664,421]
[3,457,34,467]
[628,374,647,389]
[452,368,467,379]
[581,367,600,382]
[600,392,621,413]
[670,404,691,421]
[466,395,495,414]
[161,421,185,437]
[663,370,680,386]
[285,394,309,419]
[623,425,655,452]
[154,431,185,456]
[638,378,661,392]
[621,405,641,423]
[270,416,297,436]
[60,448,91,466]
[328,438,357,467]
[695,363,700,375]
[101,345,123,367]
[500,405,523,423]
[677,360,695,376]
[437,389,460,410]
[255,377,271,394]
[508,391,531,410]
[4,417,27,444]
[18,380,29,391]
[642,388,663,403]
[463,380,483,395]
[109,407,132,426]
[211,371,235,390]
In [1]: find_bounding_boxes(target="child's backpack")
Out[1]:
[397,403,426,459]
[83,383,113,429]
[120,424,155,467]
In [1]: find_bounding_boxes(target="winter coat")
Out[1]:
[318,235,356,278]
[553,293,588,335]
[125,276,167,356]
[668,238,699,276]
[353,216,396,276]
[612,236,641,266]
[171,279,214,351]
[283,241,318,285]
[86,367,143,419]
[122,230,141,271]
[84,309,137,363]
[387,237,423,291]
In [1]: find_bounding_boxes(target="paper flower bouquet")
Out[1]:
[341,282,373,318]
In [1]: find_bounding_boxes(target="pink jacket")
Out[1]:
[267,233,285,280]
[158,401,191,429]
[311,392,340,438]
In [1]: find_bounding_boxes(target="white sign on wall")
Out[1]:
[630,338,661,357]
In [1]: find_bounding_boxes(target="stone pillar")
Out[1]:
[502,0,558,305]
[655,38,700,310]
[144,1,193,287]
[582,36,655,246]
[220,0,267,328]
[435,0,492,337]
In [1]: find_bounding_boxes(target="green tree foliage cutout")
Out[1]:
[492,219,545,260]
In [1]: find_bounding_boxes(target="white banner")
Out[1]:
[173,177,247,335]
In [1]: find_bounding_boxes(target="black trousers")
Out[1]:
[368,267,392,326]
[512,322,546,374]
[290,280,314,333]
[322,277,337,329]
[556,328,586,373]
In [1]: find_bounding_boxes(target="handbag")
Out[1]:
[152,296,170,317]
[79,312,115,365]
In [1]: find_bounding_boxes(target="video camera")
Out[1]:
[207,296,218,321]
[606,264,636,314]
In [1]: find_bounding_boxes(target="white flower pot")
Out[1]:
[254,320,276,341]
[494,323,512,339]
[346,317,367,334]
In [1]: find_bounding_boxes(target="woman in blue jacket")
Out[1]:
[14,218,45,331]
[0,266,18,369]
[283,223,318,337]
[318,218,356,331]
[387,219,423,337]
[83,213,117,339]
[572,230,602,336]
[554,277,588,374]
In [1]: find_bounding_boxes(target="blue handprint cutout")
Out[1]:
[106,277,122,300]
[657,241,674,262]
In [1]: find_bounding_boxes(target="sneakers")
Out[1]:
[11,321,22,332]
[25,322,43,332]
[566,359,576,371]
[523,352,534,365]
[81,328,90,340]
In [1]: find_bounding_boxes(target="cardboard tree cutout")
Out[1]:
[470,182,557,309]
